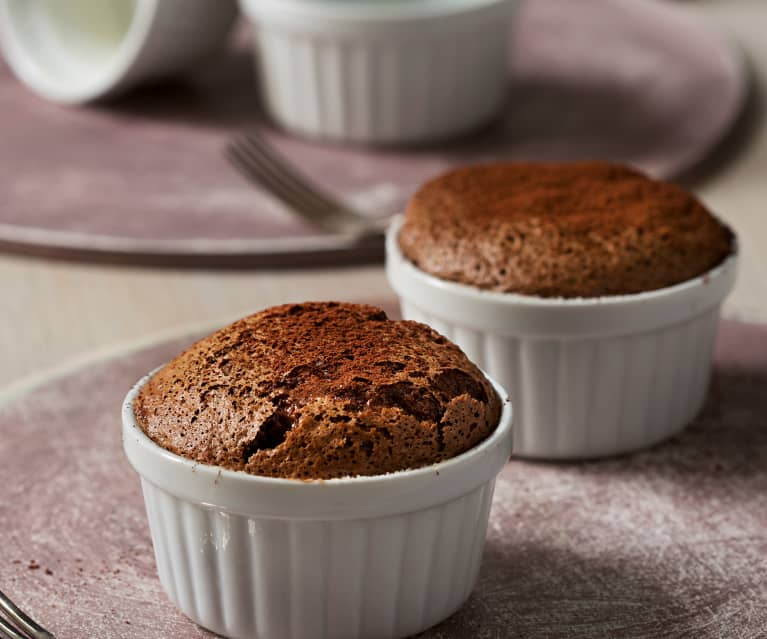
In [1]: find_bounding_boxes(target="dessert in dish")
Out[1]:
[387,162,738,459]
[399,162,734,298]
[135,301,501,480]
[123,302,513,639]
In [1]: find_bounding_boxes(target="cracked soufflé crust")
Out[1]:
[399,162,735,298]
[134,302,501,480]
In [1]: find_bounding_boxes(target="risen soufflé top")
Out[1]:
[399,162,735,298]
[134,302,501,480]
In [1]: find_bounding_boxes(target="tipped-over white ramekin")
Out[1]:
[0,0,237,103]
[123,371,512,639]
[386,216,738,460]
[238,0,515,144]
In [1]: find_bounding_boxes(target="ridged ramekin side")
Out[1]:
[141,477,496,639]
[401,300,721,459]
[247,1,512,143]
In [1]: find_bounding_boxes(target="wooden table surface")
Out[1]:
[1,0,765,392]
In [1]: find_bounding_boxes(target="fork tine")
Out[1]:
[226,144,311,214]
[230,138,335,218]
[241,131,354,216]
[0,590,56,639]
[226,131,391,238]
[0,615,27,639]
[226,139,354,235]
[226,142,338,230]
[234,136,339,219]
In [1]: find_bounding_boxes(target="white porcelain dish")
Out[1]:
[239,0,515,144]
[0,0,237,103]
[123,370,513,639]
[386,215,738,460]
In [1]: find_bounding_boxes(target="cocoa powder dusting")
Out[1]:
[399,162,735,298]
[134,302,501,480]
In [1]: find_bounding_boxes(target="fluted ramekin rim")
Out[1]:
[240,0,514,23]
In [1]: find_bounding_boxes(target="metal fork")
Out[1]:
[225,131,392,238]
[0,590,56,639]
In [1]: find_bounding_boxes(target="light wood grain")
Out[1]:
[0,260,390,388]
[0,0,765,391]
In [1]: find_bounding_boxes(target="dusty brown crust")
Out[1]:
[134,302,501,480]
[399,162,735,298]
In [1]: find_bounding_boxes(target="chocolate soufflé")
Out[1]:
[134,302,501,480]
[399,162,735,298]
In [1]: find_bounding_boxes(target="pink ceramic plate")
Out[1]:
[0,0,748,267]
[0,315,765,637]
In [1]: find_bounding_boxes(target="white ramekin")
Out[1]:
[122,371,513,639]
[0,0,237,103]
[386,216,738,460]
[238,0,515,144]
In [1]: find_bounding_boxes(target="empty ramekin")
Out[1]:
[386,216,738,460]
[122,371,513,639]
[0,0,237,103]
[239,0,515,144]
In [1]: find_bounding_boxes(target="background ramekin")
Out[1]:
[239,0,515,144]
[0,0,237,103]
[123,372,513,639]
[386,216,738,460]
